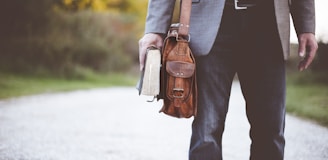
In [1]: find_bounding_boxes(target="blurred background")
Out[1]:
[0,0,327,126]
[0,0,148,77]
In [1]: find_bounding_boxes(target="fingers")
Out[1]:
[297,33,318,71]
[138,39,147,71]
[138,33,163,71]
[298,37,306,58]
[298,45,316,71]
[298,52,313,71]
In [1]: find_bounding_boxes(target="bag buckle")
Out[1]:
[234,0,247,10]
[177,34,191,42]
[171,29,191,42]
[173,88,184,98]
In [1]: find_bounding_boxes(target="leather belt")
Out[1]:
[225,0,256,10]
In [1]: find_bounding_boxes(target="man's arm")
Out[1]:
[145,0,176,34]
[290,0,315,35]
[138,0,176,70]
[290,0,318,71]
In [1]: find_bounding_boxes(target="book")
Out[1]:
[136,48,161,96]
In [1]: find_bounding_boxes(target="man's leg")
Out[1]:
[237,3,286,158]
[238,53,286,160]
[189,45,236,160]
[189,4,244,159]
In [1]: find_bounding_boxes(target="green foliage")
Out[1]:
[287,42,328,84]
[0,71,137,99]
[56,0,147,12]
[0,0,142,78]
[286,43,328,127]
[286,81,328,127]
[0,0,55,37]
[0,11,138,77]
[55,0,148,30]
[287,71,328,85]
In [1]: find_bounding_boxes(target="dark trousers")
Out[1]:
[189,1,286,160]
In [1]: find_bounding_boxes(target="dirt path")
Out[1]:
[0,82,327,160]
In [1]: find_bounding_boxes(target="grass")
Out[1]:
[286,72,328,127]
[0,72,138,99]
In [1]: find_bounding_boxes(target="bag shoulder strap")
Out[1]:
[178,0,192,37]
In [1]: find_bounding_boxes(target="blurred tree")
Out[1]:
[0,0,183,77]
[58,0,108,11]
[55,0,148,35]
[0,0,56,37]
[56,0,148,14]
[0,0,146,76]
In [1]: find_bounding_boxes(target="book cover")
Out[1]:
[136,48,161,96]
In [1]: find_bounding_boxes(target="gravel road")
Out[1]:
[0,82,327,160]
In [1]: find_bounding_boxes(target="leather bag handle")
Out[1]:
[178,0,192,37]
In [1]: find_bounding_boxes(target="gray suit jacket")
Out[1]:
[145,0,315,59]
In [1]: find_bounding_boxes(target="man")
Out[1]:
[139,0,318,159]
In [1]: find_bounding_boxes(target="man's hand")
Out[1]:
[138,33,163,71]
[297,33,318,71]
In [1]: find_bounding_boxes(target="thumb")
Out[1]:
[298,38,306,57]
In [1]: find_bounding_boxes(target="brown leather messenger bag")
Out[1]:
[159,0,197,118]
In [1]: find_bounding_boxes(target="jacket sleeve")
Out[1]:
[144,0,177,34]
[290,0,316,35]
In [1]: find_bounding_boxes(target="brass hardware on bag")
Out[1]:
[169,24,191,42]
[173,88,184,98]
[176,34,191,42]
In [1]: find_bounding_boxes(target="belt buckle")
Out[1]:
[234,0,247,10]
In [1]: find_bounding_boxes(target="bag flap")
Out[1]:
[166,61,195,78]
